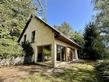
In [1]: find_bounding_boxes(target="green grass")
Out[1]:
[19,61,102,82]
[19,74,63,82]
[55,63,102,82]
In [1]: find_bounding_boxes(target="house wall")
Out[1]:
[20,17,54,63]
[20,18,54,45]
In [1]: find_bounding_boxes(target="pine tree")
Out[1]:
[83,22,105,60]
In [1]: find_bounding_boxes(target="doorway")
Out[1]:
[37,45,51,62]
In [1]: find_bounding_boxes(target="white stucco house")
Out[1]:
[18,15,80,67]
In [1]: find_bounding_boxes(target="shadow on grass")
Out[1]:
[53,64,103,82]
[16,64,52,75]
[18,62,103,82]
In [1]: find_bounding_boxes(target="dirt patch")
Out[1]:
[0,66,29,82]
[0,64,70,82]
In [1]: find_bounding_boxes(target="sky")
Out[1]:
[46,0,94,32]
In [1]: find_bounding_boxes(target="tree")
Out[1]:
[32,0,47,18]
[0,0,47,57]
[73,31,84,46]
[0,0,47,39]
[92,0,109,47]
[72,31,85,58]
[54,22,75,38]
[83,22,105,60]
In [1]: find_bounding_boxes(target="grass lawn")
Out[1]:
[0,60,102,82]
[19,61,102,82]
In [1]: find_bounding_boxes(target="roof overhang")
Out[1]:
[55,34,81,48]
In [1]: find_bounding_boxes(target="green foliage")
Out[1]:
[22,41,34,64]
[22,41,34,56]
[83,22,105,60]
[96,60,109,82]
[54,22,74,38]
[32,0,48,18]
[0,0,32,39]
[73,32,84,46]
[0,38,24,58]
[0,0,47,58]
[43,49,50,56]
[92,0,109,47]
[0,0,32,58]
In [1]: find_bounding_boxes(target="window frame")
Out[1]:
[31,30,35,43]
[24,34,27,43]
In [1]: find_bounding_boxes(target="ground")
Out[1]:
[0,61,102,82]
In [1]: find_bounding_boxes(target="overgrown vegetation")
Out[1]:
[19,61,102,82]
[0,38,24,58]
[0,0,47,58]
[22,41,34,64]
[96,60,109,82]
[91,0,109,81]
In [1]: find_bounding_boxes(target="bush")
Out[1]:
[96,60,109,82]
[0,38,24,58]
[22,41,34,64]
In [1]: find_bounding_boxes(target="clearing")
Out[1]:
[0,61,102,82]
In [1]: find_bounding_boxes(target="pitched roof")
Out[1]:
[18,15,81,48]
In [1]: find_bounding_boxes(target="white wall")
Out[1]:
[20,17,55,63]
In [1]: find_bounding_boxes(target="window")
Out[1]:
[31,30,35,43]
[0,35,1,38]
[24,34,26,42]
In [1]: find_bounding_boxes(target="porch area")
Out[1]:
[34,41,78,67]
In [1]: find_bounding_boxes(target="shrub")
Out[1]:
[0,38,24,58]
[22,41,34,64]
[96,60,109,82]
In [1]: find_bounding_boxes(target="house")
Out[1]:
[18,15,80,67]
